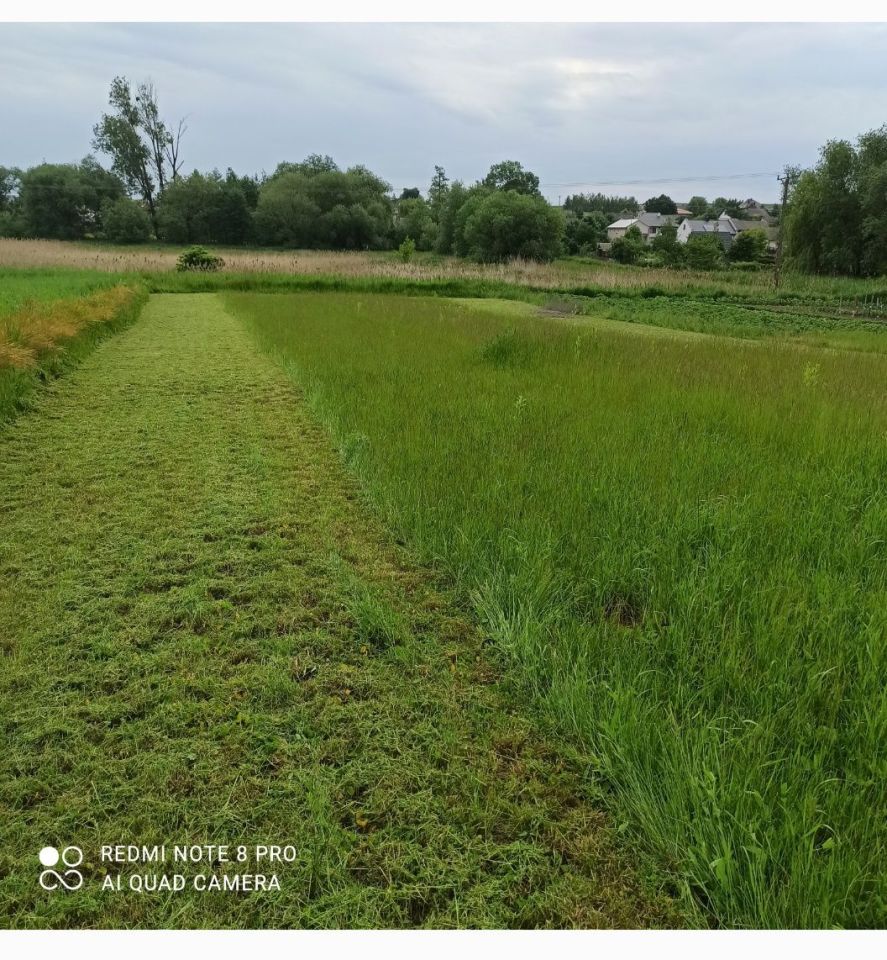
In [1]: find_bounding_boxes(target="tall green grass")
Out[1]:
[0,268,127,318]
[228,291,887,928]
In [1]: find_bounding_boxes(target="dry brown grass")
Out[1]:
[3,237,883,302]
[0,284,138,369]
[0,237,769,294]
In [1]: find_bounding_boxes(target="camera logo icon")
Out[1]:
[39,846,84,891]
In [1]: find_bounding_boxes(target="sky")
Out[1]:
[3,22,887,204]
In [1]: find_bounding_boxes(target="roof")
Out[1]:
[731,219,771,232]
[607,218,637,230]
[681,219,725,234]
[637,211,676,227]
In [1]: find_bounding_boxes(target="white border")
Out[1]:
[1,930,887,958]
[3,2,887,23]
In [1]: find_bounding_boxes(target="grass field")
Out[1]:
[0,268,128,318]
[0,293,676,929]
[1,272,884,929]
[225,291,887,928]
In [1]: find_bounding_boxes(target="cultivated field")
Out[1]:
[1,268,884,929]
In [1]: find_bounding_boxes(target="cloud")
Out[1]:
[3,22,887,201]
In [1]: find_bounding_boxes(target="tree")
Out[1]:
[452,185,493,257]
[269,155,339,181]
[610,224,645,264]
[435,181,468,254]
[687,196,708,217]
[685,233,725,270]
[728,228,768,263]
[103,197,152,243]
[393,197,435,249]
[563,193,636,216]
[18,159,125,239]
[706,197,742,219]
[253,161,393,249]
[564,211,608,255]
[428,165,449,220]
[399,187,421,200]
[644,194,677,214]
[461,190,563,262]
[482,160,540,196]
[253,176,320,247]
[783,135,869,276]
[92,76,186,229]
[157,170,252,245]
[225,169,260,210]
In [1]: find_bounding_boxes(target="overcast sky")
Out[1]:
[3,22,887,203]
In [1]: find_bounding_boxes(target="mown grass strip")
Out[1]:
[0,293,677,929]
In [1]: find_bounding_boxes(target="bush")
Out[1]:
[649,223,686,267]
[398,237,416,263]
[685,233,726,270]
[102,197,151,243]
[728,227,769,263]
[176,245,224,272]
[610,224,645,264]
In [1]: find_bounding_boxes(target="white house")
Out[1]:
[606,211,679,243]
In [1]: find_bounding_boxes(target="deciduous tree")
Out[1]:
[92,76,186,229]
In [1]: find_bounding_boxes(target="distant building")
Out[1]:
[739,198,776,226]
[606,211,680,243]
[677,212,777,251]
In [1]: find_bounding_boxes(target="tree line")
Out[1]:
[0,77,565,263]
[2,76,886,276]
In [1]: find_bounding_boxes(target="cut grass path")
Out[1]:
[0,294,674,928]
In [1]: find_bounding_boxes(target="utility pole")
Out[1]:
[774,170,793,291]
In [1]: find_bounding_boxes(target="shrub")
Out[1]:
[685,233,726,270]
[610,224,645,264]
[649,223,686,267]
[398,237,416,263]
[102,197,152,244]
[176,245,224,272]
[728,227,769,263]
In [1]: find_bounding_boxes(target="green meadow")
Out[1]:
[1,266,885,929]
[227,291,887,928]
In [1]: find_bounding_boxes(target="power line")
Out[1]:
[541,172,779,188]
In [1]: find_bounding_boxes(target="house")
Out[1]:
[606,217,638,242]
[676,217,735,249]
[606,211,679,243]
[739,198,776,226]
[676,213,778,251]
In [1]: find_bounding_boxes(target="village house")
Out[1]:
[676,213,778,251]
[606,211,679,243]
